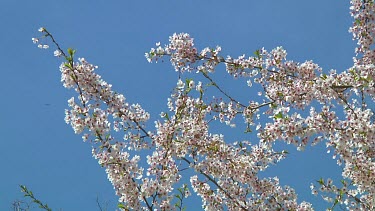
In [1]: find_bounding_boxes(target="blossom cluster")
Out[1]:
[349,0,375,54]
[143,0,374,209]
[33,0,375,210]
[61,57,151,209]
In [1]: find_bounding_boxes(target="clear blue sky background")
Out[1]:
[0,1,357,210]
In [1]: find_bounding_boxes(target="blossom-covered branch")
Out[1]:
[33,0,374,210]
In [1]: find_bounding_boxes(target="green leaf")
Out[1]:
[118,203,126,209]
[274,112,283,119]
[67,48,76,57]
[199,105,208,110]
[282,150,289,154]
[164,113,170,120]
[254,49,261,58]
[64,62,72,69]
[70,74,77,81]
[271,103,278,109]
[317,178,324,185]
[199,90,203,100]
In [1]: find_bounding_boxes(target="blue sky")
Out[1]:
[0,1,357,210]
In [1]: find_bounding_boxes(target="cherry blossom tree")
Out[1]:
[32,0,374,210]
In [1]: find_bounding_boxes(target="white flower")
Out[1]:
[196,81,202,92]
[54,50,62,57]
[38,27,45,32]
[177,79,184,89]
[188,80,195,88]
[247,79,252,87]
[32,38,39,44]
